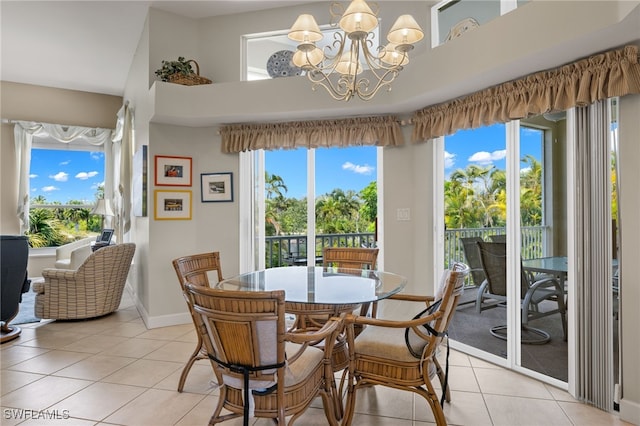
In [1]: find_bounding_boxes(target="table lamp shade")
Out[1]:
[91,199,114,216]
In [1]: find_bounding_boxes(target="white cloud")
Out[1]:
[91,181,105,190]
[468,149,507,165]
[29,173,38,178]
[50,172,69,182]
[75,171,99,180]
[59,160,70,165]
[521,167,532,174]
[342,161,374,175]
[444,151,455,169]
[42,186,59,192]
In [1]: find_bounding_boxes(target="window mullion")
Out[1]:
[506,120,522,367]
[307,149,316,265]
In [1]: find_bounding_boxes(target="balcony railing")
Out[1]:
[265,227,546,269]
[444,226,547,268]
[265,233,375,268]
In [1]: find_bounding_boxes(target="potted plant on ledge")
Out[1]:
[154,56,212,86]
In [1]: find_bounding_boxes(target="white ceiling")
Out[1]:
[0,1,316,96]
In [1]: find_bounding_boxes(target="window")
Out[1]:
[431,0,527,47]
[243,26,380,81]
[260,146,378,268]
[28,137,106,247]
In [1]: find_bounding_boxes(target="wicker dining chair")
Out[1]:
[342,262,470,426]
[184,285,341,426]
[322,246,380,320]
[285,246,380,378]
[172,252,224,392]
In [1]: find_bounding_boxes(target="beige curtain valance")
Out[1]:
[220,115,403,153]
[412,45,640,142]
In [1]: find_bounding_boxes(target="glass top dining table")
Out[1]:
[217,266,407,305]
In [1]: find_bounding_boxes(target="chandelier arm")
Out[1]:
[355,69,400,100]
[306,70,353,101]
[359,36,406,75]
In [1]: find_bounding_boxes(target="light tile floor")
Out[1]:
[1,291,631,426]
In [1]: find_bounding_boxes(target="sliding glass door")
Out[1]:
[445,116,570,384]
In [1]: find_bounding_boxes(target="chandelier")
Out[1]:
[288,0,424,101]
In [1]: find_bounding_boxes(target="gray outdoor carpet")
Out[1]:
[449,287,568,382]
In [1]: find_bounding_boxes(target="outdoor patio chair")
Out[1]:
[184,285,341,426]
[342,262,469,426]
[488,234,507,243]
[460,236,486,286]
[172,251,224,392]
[475,241,567,344]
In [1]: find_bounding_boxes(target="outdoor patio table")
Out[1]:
[523,256,618,285]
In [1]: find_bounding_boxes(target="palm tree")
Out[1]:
[27,208,66,247]
[265,172,287,200]
[519,155,542,226]
[265,172,289,236]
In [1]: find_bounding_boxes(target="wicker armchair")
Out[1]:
[172,252,224,392]
[184,285,341,426]
[33,243,135,320]
[342,263,470,426]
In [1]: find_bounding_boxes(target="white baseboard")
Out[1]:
[620,398,640,425]
[133,295,191,329]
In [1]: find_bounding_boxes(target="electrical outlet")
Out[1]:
[397,208,410,221]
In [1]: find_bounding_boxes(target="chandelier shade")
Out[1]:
[292,46,325,68]
[288,14,323,43]
[288,0,424,101]
[379,43,409,66]
[387,14,424,46]
[338,0,378,34]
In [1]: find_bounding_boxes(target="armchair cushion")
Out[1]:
[55,244,92,270]
[405,270,451,358]
[405,301,441,358]
[54,237,94,269]
[356,324,418,363]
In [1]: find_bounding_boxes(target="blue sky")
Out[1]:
[30,149,105,204]
[29,124,542,203]
[266,124,543,199]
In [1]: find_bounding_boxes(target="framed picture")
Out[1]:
[154,190,192,220]
[201,172,234,203]
[155,155,192,186]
